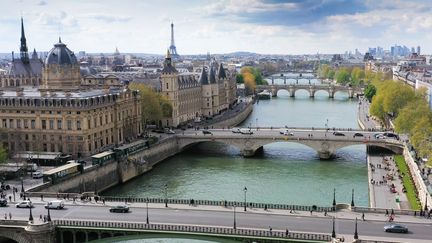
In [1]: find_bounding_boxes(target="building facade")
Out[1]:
[0,21,142,158]
[160,51,237,127]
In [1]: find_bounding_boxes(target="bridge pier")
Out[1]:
[242,149,256,157]
[318,151,334,160]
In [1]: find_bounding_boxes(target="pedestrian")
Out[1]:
[385,209,389,216]
[264,205,268,211]
[102,198,105,205]
[43,215,46,222]
[41,194,44,201]
[391,209,394,216]
[285,228,289,237]
[362,212,365,221]
[269,226,272,235]
[4,213,6,220]
[8,212,11,220]
[310,210,313,215]
[324,210,327,216]
[39,214,42,221]
[8,196,11,202]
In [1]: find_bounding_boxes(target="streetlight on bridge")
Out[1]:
[47,206,51,222]
[332,188,336,211]
[233,203,237,230]
[146,198,149,224]
[351,189,355,207]
[243,186,248,212]
[354,217,359,240]
[28,205,34,223]
[331,216,336,238]
[164,184,168,208]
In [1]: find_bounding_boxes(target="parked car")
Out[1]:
[32,171,43,179]
[202,130,212,135]
[16,201,33,208]
[333,132,345,136]
[279,128,288,134]
[45,200,65,209]
[109,205,130,213]
[383,132,399,140]
[384,224,408,233]
[353,133,364,137]
[231,128,241,133]
[374,133,384,138]
[0,198,7,207]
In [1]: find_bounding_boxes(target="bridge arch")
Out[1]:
[275,89,291,97]
[0,231,30,243]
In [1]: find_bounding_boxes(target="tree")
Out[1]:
[129,83,172,126]
[351,67,365,86]
[0,145,6,164]
[370,94,386,121]
[364,83,376,102]
[335,68,351,85]
[236,74,244,84]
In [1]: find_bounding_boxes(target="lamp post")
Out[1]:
[351,189,355,207]
[243,186,247,212]
[233,203,237,230]
[332,188,336,211]
[354,217,359,240]
[331,216,336,238]
[12,187,16,202]
[20,175,24,193]
[256,118,258,130]
[146,198,149,224]
[29,206,34,223]
[425,193,428,211]
[164,184,168,208]
[47,206,51,222]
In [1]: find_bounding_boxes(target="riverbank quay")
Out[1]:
[23,99,253,194]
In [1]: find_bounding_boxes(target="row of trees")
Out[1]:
[367,77,432,161]
[318,64,370,86]
[236,67,268,94]
[129,83,172,127]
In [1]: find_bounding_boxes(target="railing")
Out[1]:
[0,220,28,226]
[353,206,419,216]
[54,219,332,242]
[102,196,333,212]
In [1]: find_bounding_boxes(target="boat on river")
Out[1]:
[257,90,272,100]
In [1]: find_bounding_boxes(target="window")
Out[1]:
[49,120,54,130]
[42,120,46,129]
[67,120,72,130]
[17,120,21,129]
[166,83,169,89]
[9,119,14,129]
[57,120,62,130]
[87,119,91,129]
[31,120,35,129]
[2,119,7,128]
[24,119,28,129]
[99,116,102,126]
[77,120,81,130]
[94,118,97,127]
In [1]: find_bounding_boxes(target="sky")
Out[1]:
[1,0,432,55]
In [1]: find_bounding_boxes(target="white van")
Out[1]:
[32,171,43,179]
[45,200,65,209]
[240,128,253,135]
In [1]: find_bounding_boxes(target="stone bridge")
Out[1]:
[177,129,404,159]
[256,84,363,98]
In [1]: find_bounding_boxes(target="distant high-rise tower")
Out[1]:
[417,46,421,55]
[168,22,180,59]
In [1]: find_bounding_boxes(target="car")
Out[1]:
[279,128,288,134]
[384,224,408,233]
[283,131,294,136]
[353,133,364,137]
[109,205,130,213]
[165,129,175,134]
[16,201,33,208]
[374,133,384,138]
[32,171,43,179]
[231,128,241,133]
[202,130,212,135]
[383,132,399,140]
[240,128,253,135]
[45,200,65,209]
[375,134,386,139]
[0,198,7,207]
[333,132,345,136]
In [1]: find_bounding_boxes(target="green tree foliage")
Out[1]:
[335,68,351,85]
[351,67,365,85]
[0,145,6,164]
[364,83,376,102]
[236,74,244,84]
[237,66,268,94]
[129,83,172,126]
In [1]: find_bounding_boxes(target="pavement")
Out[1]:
[1,197,432,242]
[357,97,382,130]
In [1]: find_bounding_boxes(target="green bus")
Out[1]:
[114,140,148,160]
[91,151,115,166]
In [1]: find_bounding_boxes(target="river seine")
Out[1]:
[104,75,368,207]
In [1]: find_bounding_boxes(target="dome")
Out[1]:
[44,38,78,65]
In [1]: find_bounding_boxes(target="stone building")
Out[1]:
[0,18,43,87]
[160,51,237,127]
[0,21,142,158]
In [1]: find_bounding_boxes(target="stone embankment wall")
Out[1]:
[33,101,254,193]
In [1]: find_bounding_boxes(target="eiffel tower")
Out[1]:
[168,22,180,59]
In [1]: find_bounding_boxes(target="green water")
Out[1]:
[104,76,368,207]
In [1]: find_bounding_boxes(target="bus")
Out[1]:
[91,151,115,166]
[43,163,81,184]
[114,140,149,160]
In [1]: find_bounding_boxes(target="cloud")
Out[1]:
[89,14,132,23]
[37,1,47,6]
[203,0,298,15]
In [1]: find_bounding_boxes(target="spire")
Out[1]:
[168,22,179,57]
[32,48,38,59]
[166,49,171,59]
[209,66,216,84]
[199,66,209,85]
[58,36,62,43]
[161,49,177,74]
[20,17,29,64]
[218,63,227,79]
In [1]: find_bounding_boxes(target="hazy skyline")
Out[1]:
[0,0,431,55]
